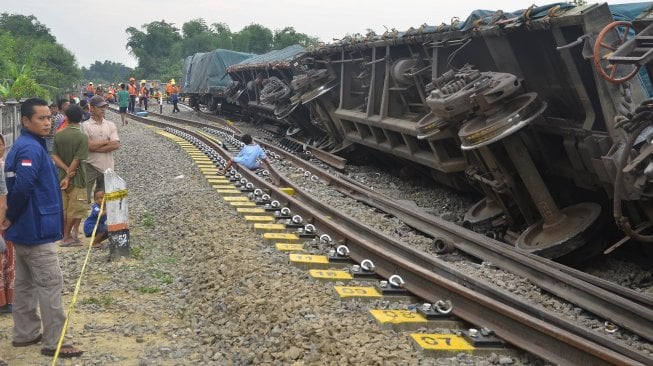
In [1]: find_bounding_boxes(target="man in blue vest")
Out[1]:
[3,98,84,359]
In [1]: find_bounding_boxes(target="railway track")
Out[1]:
[116,108,653,365]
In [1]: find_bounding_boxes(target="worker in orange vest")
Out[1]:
[107,84,116,103]
[139,80,149,111]
[127,77,137,113]
[165,81,173,104]
[85,82,95,98]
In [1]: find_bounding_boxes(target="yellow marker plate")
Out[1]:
[334,286,382,298]
[280,187,295,196]
[207,178,230,183]
[222,196,250,202]
[228,201,257,207]
[370,310,427,324]
[245,216,275,223]
[410,334,474,352]
[275,243,305,252]
[289,254,328,264]
[309,269,353,280]
[263,233,300,242]
[215,189,242,195]
[253,223,285,233]
[212,184,235,190]
[236,208,266,214]
[196,164,216,168]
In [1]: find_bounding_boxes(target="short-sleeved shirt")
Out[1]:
[234,144,267,169]
[52,124,88,188]
[117,90,130,108]
[82,118,119,172]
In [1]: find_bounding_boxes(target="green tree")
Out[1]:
[82,60,133,84]
[0,13,79,99]
[273,27,318,49]
[233,23,273,54]
[212,22,234,50]
[179,19,219,58]
[0,55,50,100]
[0,13,55,42]
[126,20,182,78]
[31,42,81,92]
[0,31,16,78]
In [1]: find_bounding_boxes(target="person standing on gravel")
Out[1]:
[52,104,89,247]
[127,77,137,113]
[116,83,130,126]
[139,80,149,111]
[81,95,120,203]
[2,98,84,359]
[171,84,180,113]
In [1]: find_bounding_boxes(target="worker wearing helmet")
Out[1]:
[139,80,149,111]
[107,84,116,103]
[85,82,95,98]
[127,77,137,113]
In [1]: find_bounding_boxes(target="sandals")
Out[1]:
[41,344,84,358]
[60,239,82,247]
[12,333,42,347]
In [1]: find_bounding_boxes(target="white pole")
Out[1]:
[104,169,130,259]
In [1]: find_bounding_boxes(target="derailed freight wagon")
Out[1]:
[224,45,319,136]
[219,2,653,260]
[181,49,254,114]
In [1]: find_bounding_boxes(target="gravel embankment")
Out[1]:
[0,111,541,365]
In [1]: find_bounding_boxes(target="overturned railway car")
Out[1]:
[210,2,653,260]
[181,49,254,114]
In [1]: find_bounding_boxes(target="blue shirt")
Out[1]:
[234,144,267,169]
[84,203,106,236]
[5,128,63,244]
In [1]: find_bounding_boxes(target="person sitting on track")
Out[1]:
[217,134,272,175]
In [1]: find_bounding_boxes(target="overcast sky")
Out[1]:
[2,0,643,68]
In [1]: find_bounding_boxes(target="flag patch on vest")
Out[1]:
[21,160,32,167]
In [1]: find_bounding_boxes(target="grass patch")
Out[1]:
[130,246,144,260]
[142,212,154,227]
[80,295,116,306]
[152,269,173,285]
[138,286,160,294]
[160,254,179,265]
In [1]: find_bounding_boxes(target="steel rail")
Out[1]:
[205,132,649,366]
[245,135,653,342]
[120,112,651,364]
[253,134,653,311]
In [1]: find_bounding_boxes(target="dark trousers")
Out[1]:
[128,95,136,113]
[172,101,180,113]
[141,97,148,111]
